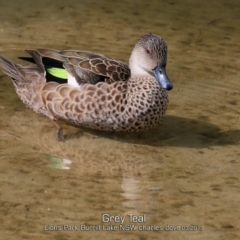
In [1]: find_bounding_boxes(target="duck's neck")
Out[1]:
[130,64,149,77]
[129,52,153,78]
[128,55,159,91]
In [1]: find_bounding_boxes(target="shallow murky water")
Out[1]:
[0,0,240,239]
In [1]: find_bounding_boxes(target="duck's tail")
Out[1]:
[0,55,25,83]
[0,55,44,86]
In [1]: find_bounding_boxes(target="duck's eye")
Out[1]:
[145,49,151,54]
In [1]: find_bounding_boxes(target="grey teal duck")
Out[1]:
[0,33,173,140]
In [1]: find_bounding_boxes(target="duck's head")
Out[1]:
[129,33,173,91]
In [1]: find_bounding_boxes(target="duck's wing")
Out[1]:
[23,49,131,85]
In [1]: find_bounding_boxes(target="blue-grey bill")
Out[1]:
[153,66,173,91]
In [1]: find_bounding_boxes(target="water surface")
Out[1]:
[0,0,240,239]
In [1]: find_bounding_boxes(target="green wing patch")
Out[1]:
[47,67,68,79]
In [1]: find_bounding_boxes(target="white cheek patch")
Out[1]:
[67,73,79,87]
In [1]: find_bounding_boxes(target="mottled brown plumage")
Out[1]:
[0,33,173,140]
[26,49,130,84]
